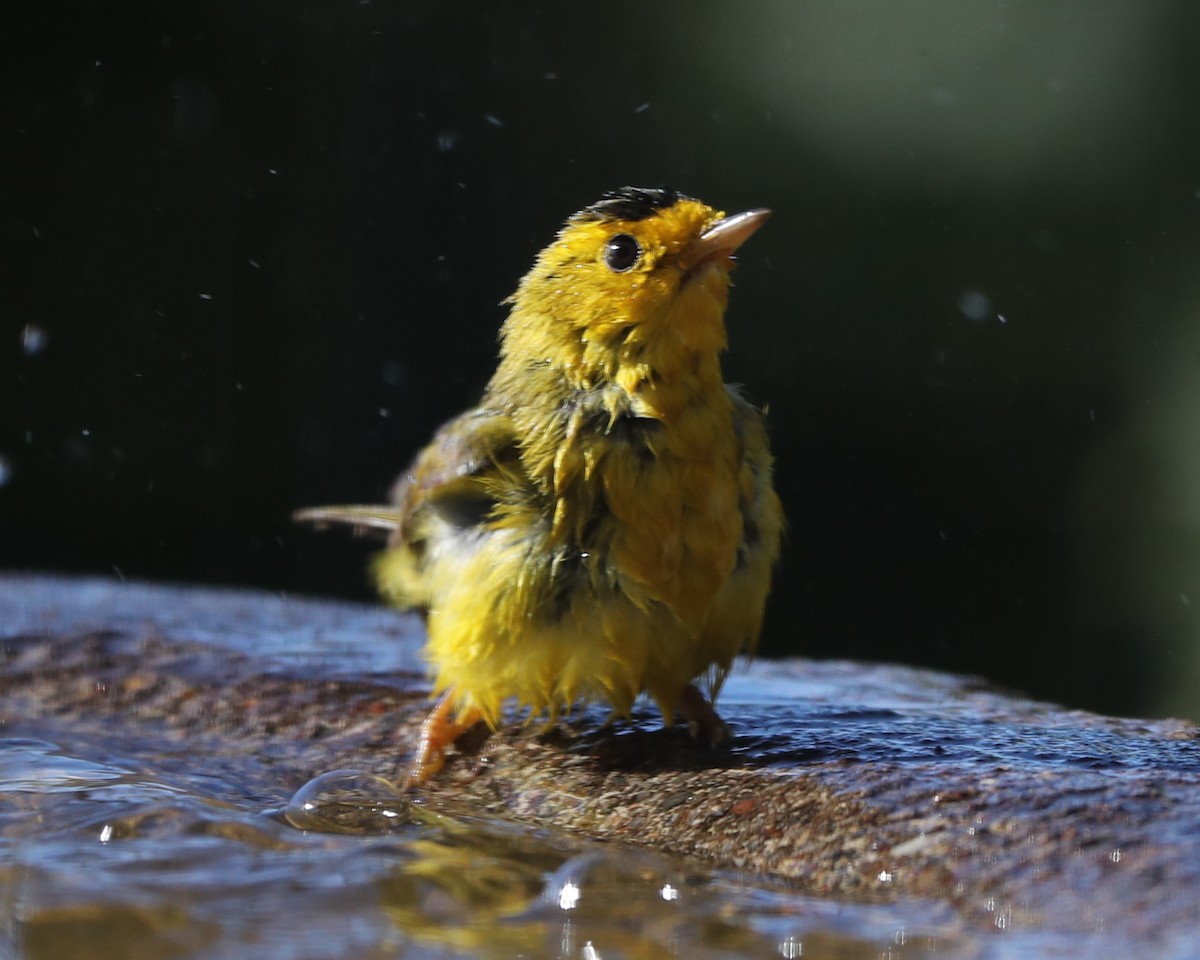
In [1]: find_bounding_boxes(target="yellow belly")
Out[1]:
[375,396,761,728]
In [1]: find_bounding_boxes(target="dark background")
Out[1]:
[6,2,1200,720]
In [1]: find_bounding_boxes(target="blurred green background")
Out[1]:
[5,2,1200,721]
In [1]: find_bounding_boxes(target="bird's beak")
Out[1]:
[680,208,771,277]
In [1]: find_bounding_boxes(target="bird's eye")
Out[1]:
[603,234,641,273]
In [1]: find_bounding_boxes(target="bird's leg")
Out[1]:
[404,690,482,788]
[677,683,731,745]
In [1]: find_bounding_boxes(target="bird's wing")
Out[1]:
[293,407,522,542]
[390,406,523,538]
[727,386,785,571]
[374,408,528,613]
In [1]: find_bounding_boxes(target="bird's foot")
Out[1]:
[677,683,731,745]
[403,691,482,788]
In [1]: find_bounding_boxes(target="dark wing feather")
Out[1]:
[294,407,523,546]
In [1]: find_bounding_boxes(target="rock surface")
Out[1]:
[3,574,1199,952]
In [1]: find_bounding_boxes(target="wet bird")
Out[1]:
[297,187,783,784]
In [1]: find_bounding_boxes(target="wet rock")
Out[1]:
[3,574,1199,949]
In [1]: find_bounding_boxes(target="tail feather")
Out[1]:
[293,504,403,538]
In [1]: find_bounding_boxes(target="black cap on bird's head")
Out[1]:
[571,187,690,225]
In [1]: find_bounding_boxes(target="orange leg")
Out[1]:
[677,683,731,745]
[404,690,482,788]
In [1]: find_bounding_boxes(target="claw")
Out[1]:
[403,690,482,788]
[677,683,731,745]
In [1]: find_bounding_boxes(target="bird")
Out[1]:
[296,187,783,786]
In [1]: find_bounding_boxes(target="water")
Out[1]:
[2,576,1197,958]
[1,735,967,959]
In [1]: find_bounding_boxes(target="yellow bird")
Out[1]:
[297,187,783,784]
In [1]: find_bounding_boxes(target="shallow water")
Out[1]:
[1,735,969,960]
[2,577,1196,958]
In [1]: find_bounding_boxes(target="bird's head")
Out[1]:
[498,187,769,396]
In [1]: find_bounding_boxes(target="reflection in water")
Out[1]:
[3,742,962,959]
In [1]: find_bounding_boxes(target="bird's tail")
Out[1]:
[292,504,404,539]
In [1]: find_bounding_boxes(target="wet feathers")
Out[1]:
[298,187,783,777]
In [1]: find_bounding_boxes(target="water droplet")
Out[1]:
[634,102,651,114]
[542,850,688,917]
[21,323,47,356]
[0,455,12,487]
[557,879,582,911]
[958,289,992,322]
[779,936,803,959]
[281,769,414,834]
[483,114,504,128]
